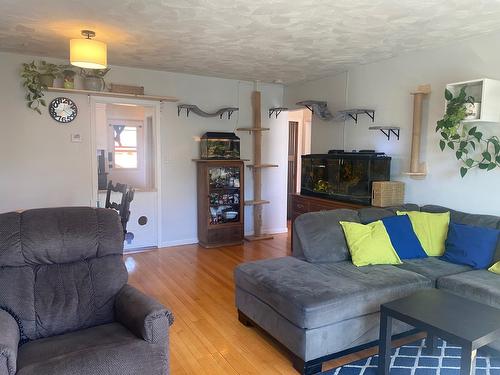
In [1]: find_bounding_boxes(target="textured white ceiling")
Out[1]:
[2,0,500,83]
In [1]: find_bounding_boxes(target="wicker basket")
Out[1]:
[109,83,145,95]
[372,181,404,207]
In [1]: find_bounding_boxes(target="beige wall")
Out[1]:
[0,52,288,245]
[285,32,500,215]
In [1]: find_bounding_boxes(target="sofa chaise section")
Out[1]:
[235,208,432,373]
[235,204,500,374]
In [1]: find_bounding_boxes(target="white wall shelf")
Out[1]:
[236,127,270,133]
[47,87,178,102]
[446,78,500,123]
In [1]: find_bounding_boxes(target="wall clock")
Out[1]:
[49,97,78,123]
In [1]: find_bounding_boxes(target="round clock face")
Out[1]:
[49,97,78,123]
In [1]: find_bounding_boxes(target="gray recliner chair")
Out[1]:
[0,207,173,375]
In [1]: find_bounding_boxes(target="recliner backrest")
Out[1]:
[0,207,128,340]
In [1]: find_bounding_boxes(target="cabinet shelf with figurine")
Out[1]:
[196,160,244,248]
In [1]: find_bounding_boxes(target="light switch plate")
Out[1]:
[71,133,82,143]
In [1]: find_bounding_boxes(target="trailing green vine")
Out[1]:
[436,86,500,177]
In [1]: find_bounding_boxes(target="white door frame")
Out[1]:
[90,96,163,247]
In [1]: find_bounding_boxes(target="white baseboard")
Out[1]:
[244,227,289,236]
[161,227,288,247]
[160,238,198,248]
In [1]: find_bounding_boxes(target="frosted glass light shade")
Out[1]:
[70,38,107,69]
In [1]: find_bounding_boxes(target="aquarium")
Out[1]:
[200,132,240,159]
[301,151,391,205]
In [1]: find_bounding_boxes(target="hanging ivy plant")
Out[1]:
[436,86,500,177]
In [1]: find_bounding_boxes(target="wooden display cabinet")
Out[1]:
[196,160,244,248]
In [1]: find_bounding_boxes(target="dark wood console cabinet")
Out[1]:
[291,194,366,225]
[290,194,367,247]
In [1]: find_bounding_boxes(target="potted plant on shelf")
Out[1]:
[21,61,47,114]
[436,86,500,177]
[38,61,61,88]
[80,67,110,91]
[62,68,77,89]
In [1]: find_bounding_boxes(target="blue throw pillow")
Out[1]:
[381,215,427,260]
[441,222,500,269]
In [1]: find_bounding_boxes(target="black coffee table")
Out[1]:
[378,289,500,375]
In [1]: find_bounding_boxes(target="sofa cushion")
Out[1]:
[339,220,402,266]
[421,205,500,263]
[437,270,500,309]
[396,257,472,286]
[441,222,499,269]
[381,215,427,260]
[17,323,168,375]
[294,209,360,263]
[358,204,420,224]
[234,257,431,329]
[490,261,500,274]
[397,211,450,256]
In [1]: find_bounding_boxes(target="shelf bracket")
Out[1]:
[380,128,400,140]
[268,107,288,118]
[178,106,191,117]
[348,113,358,123]
[222,109,236,120]
[304,104,314,113]
[365,110,375,122]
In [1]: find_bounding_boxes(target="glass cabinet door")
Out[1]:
[208,167,241,225]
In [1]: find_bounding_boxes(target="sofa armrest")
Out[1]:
[0,309,20,375]
[115,284,174,344]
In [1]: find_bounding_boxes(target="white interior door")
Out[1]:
[91,98,162,251]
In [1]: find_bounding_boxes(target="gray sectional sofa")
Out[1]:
[234,204,500,375]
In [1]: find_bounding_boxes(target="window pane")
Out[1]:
[114,126,138,168]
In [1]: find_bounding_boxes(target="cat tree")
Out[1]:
[237,91,277,241]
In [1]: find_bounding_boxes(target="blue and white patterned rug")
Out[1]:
[322,339,500,375]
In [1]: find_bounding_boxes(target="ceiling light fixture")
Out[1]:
[70,30,107,69]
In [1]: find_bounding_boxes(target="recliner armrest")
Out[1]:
[0,309,20,375]
[115,284,174,344]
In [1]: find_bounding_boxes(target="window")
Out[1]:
[114,125,138,169]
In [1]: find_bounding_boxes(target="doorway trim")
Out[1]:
[89,96,163,247]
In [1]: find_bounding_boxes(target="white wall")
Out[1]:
[285,73,347,153]
[0,52,288,245]
[285,32,500,215]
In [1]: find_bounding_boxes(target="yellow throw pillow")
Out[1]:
[489,261,500,274]
[397,211,450,256]
[339,220,402,267]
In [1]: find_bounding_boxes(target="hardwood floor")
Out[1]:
[125,230,422,375]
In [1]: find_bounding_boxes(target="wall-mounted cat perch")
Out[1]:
[403,84,431,179]
[296,101,333,120]
[177,104,239,119]
[369,126,400,141]
[268,107,288,118]
[336,109,375,123]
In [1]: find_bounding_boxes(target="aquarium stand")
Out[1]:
[369,126,400,140]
